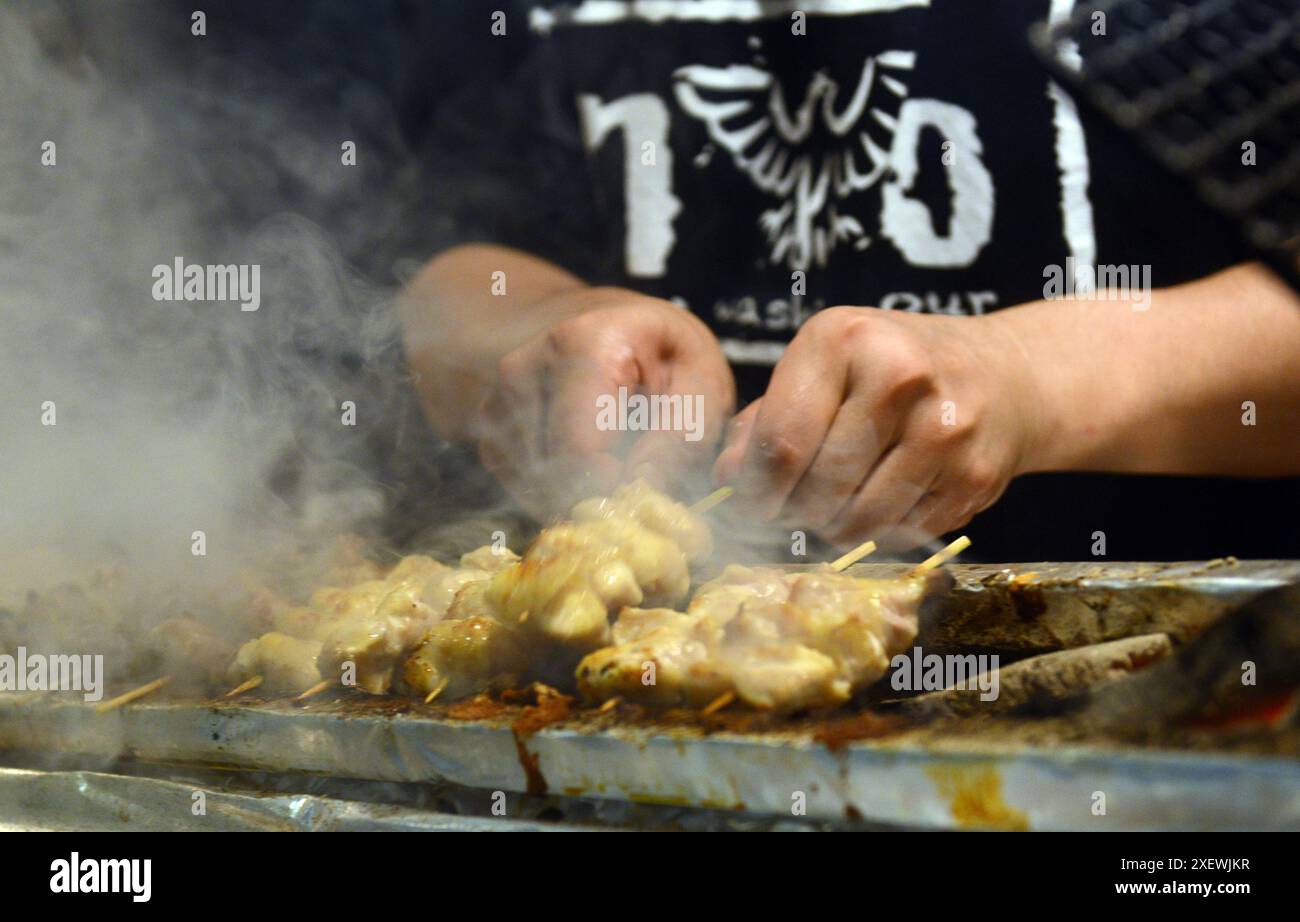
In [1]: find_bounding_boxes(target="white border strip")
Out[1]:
[531,0,929,31]
[1047,0,1097,289]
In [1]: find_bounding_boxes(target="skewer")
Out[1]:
[690,540,921,715]
[222,675,263,698]
[423,676,450,704]
[598,696,621,713]
[701,689,736,716]
[689,486,734,514]
[293,680,331,702]
[829,539,878,572]
[95,676,172,714]
[682,542,876,717]
[909,535,971,575]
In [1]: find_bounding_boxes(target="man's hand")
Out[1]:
[713,306,1038,547]
[479,288,735,517]
[400,246,735,519]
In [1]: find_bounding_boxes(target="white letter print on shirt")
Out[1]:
[581,65,992,275]
[881,98,994,267]
[577,93,682,277]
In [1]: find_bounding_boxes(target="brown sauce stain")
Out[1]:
[813,712,905,751]
[512,733,547,796]
[926,764,1029,831]
[502,684,575,734]
[441,694,509,721]
[504,684,576,796]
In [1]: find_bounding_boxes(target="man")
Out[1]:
[398,1,1300,558]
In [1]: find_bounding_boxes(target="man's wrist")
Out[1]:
[980,301,1083,476]
[983,287,1192,475]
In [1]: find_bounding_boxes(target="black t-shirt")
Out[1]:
[403,0,1297,560]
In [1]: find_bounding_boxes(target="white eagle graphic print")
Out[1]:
[672,52,915,271]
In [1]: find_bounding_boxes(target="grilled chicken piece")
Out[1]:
[270,567,393,640]
[482,521,679,649]
[574,566,792,705]
[577,607,730,706]
[228,632,323,694]
[306,578,405,627]
[457,545,520,573]
[722,638,844,710]
[147,616,236,688]
[577,566,931,711]
[314,548,518,694]
[401,582,530,700]
[687,564,792,614]
[400,481,713,701]
[570,478,713,561]
[229,546,518,697]
[473,480,709,651]
[314,588,436,694]
[421,546,518,615]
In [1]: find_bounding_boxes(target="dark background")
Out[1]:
[50,0,1299,561]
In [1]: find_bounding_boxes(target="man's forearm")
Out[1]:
[991,262,1300,477]
[399,244,588,441]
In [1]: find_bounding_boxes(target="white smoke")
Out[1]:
[0,2,427,607]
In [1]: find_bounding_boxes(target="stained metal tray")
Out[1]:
[0,560,1296,831]
[0,694,1297,830]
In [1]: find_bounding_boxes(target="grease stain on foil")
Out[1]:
[926,763,1029,831]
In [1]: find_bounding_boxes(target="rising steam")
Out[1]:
[0,0,512,670]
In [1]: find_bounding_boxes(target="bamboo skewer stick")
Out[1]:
[701,690,736,716]
[423,677,450,704]
[829,539,878,572]
[222,675,263,698]
[95,676,171,714]
[689,485,734,514]
[293,680,331,702]
[909,535,972,575]
[598,696,621,713]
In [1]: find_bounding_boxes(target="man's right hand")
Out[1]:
[475,288,735,518]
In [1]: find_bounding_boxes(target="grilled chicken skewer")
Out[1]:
[226,632,324,696]
[487,479,714,648]
[577,538,967,712]
[222,482,945,712]
[401,480,714,702]
[577,566,931,711]
[225,545,519,697]
[313,548,520,694]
